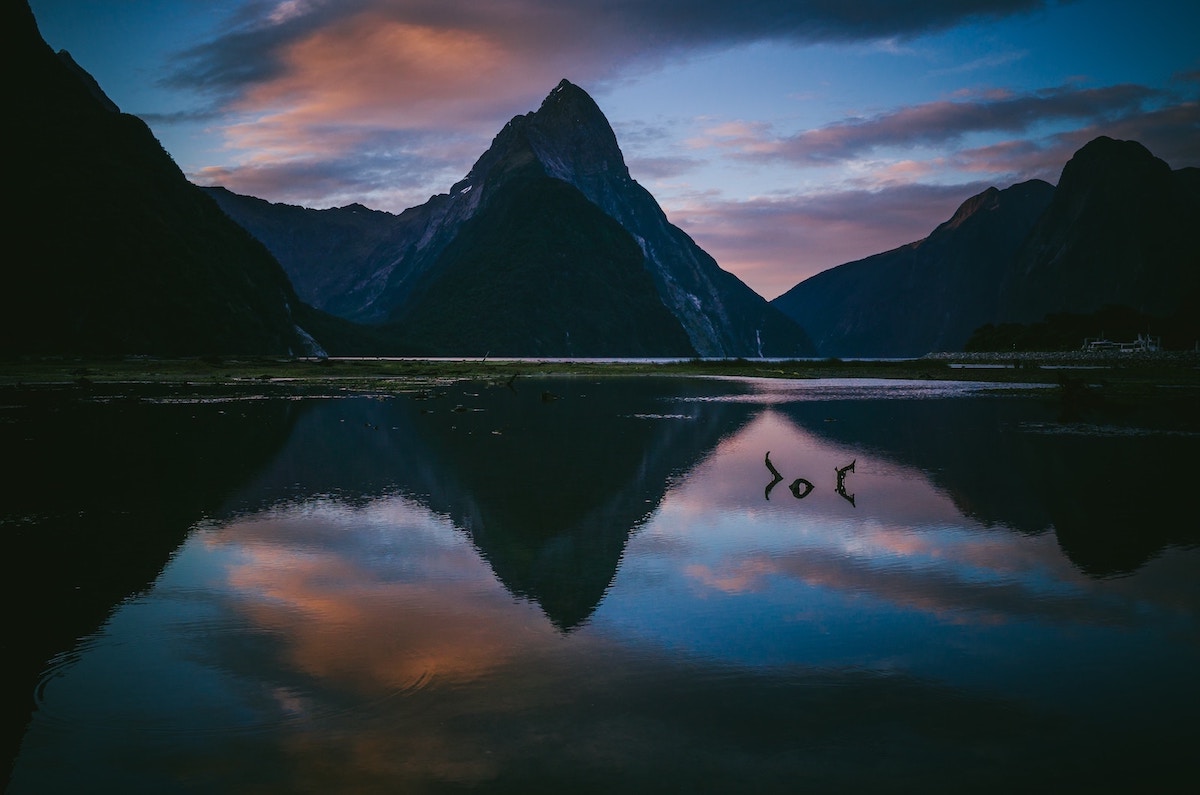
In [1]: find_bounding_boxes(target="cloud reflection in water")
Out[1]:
[13,381,1198,793]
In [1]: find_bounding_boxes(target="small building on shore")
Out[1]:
[1081,333,1160,353]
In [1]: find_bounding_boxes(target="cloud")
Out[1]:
[148,0,1198,299]
[1069,100,1200,168]
[161,1,1061,164]
[665,182,993,298]
[928,49,1029,76]
[190,127,477,209]
[942,97,1200,177]
[137,104,228,126]
[167,0,1059,94]
[625,155,705,181]
[674,86,1199,298]
[695,83,1162,164]
[687,545,1129,626]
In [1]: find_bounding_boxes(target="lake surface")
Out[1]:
[5,376,1198,792]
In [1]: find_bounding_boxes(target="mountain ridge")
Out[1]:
[998,136,1200,324]
[21,0,1193,361]
[208,79,816,358]
[772,178,1055,357]
[772,136,1199,357]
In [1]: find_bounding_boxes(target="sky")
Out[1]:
[26,0,1200,300]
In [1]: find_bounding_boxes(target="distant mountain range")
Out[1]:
[206,80,814,357]
[772,137,1200,357]
[9,0,1198,358]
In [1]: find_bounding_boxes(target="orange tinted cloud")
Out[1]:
[237,15,520,128]
[217,11,549,174]
[210,510,552,694]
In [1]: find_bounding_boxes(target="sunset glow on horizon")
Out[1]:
[27,0,1200,298]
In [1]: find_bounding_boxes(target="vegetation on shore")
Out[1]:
[965,303,1200,353]
[1,352,1196,401]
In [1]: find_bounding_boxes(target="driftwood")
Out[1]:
[789,478,814,499]
[764,453,857,505]
[764,451,784,499]
[835,460,856,506]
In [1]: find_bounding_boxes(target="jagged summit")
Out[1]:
[940,187,1000,232]
[540,78,602,116]
[936,179,1053,235]
[547,78,581,98]
[454,79,629,197]
[526,78,630,182]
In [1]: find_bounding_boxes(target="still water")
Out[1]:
[6,376,1198,792]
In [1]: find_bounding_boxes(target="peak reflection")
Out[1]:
[218,377,758,629]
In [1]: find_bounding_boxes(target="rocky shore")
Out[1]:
[921,349,1200,367]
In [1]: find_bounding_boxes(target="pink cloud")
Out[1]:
[156,0,1198,297]
[164,1,1074,199]
[710,84,1162,165]
[665,182,987,298]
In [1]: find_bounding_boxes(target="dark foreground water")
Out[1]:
[4,376,1198,793]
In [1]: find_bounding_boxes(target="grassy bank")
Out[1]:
[1,352,1197,401]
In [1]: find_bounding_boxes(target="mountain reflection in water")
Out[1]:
[7,377,1198,792]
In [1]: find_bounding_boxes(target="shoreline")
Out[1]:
[1,352,1197,400]
[920,349,1200,365]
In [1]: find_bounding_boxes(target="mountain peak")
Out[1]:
[998,135,1199,323]
[941,186,1001,231]
[539,78,596,113]
[938,179,1054,234]
[548,77,582,97]
[1057,136,1169,193]
[453,79,630,203]
[524,79,629,183]
[1073,135,1154,161]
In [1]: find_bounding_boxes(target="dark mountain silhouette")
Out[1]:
[208,171,697,357]
[5,0,339,356]
[772,180,1054,357]
[774,395,1200,578]
[199,188,411,322]
[214,378,758,630]
[207,80,815,357]
[772,137,1200,357]
[2,396,303,787]
[997,136,1200,324]
[392,169,696,356]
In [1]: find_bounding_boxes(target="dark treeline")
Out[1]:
[965,303,1200,352]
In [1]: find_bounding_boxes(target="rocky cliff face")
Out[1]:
[772,180,1054,357]
[7,0,327,356]
[211,80,814,357]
